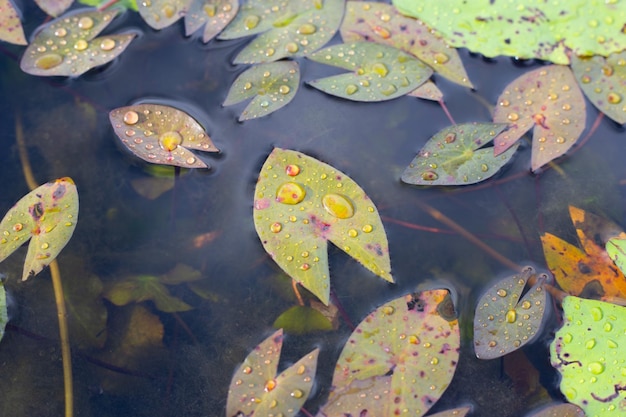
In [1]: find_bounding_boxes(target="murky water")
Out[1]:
[1,4,626,417]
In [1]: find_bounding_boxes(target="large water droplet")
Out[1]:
[505,309,517,323]
[159,131,183,151]
[345,84,358,95]
[421,171,438,181]
[245,14,260,29]
[372,62,389,77]
[35,53,63,69]
[291,389,304,398]
[297,23,317,35]
[276,182,306,204]
[264,379,277,392]
[78,16,94,30]
[433,52,449,64]
[123,111,139,125]
[322,193,354,219]
[285,164,300,176]
[608,92,622,104]
[588,361,605,374]
[507,112,519,121]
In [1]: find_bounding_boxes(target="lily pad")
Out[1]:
[20,8,136,77]
[0,278,6,343]
[226,329,319,417]
[109,103,219,168]
[401,123,517,186]
[319,290,459,417]
[223,61,300,121]
[571,51,626,124]
[254,148,393,305]
[340,1,472,88]
[273,305,333,334]
[0,178,78,281]
[551,296,626,416]
[408,80,443,102]
[34,0,73,17]
[0,0,27,45]
[137,0,187,29]
[219,0,345,64]
[308,42,433,102]
[474,267,548,359]
[492,65,586,171]
[184,0,238,43]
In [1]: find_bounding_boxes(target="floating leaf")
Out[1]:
[20,8,136,77]
[319,290,459,417]
[492,65,586,171]
[0,0,27,45]
[0,178,78,281]
[308,42,432,102]
[223,61,300,121]
[527,403,585,417]
[401,123,516,186]
[78,0,138,11]
[109,103,219,168]
[220,0,345,64]
[551,296,626,416]
[254,148,393,305]
[570,205,626,247]
[184,0,238,42]
[393,0,626,65]
[34,0,73,17]
[504,349,550,403]
[408,80,443,102]
[571,51,626,124]
[137,0,187,29]
[0,278,7,343]
[474,267,547,359]
[273,306,333,335]
[226,329,319,417]
[340,1,472,88]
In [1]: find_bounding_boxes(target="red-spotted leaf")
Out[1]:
[340,1,472,88]
[20,8,136,77]
[571,52,626,124]
[401,123,517,186]
[137,0,188,29]
[0,178,78,281]
[226,329,319,417]
[474,267,548,359]
[492,65,586,171]
[408,81,443,102]
[223,61,300,121]
[308,42,432,102]
[318,290,459,417]
[109,103,219,168]
[527,403,585,417]
[254,148,393,305]
[184,0,237,43]
[0,0,27,45]
[34,0,73,17]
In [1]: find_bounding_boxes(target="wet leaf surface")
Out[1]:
[341,1,472,88]
[0,178,78,281]
[571,51,626,124]
[393,0,626,65]
[527,403,585,417]
[474,267,548,359]
[401,122,516,186]
[492,65,586,171]
[226,329,319,417]
[34,0,73,17]
[550,296,626,416]
[254,148,393,305]
[223,60,300,121]
[0,0,27,45]
[109,103,219,168]
[308,41,432,101]
[319,290,459,417]
[137,0,188,29]
[20,8,136,77]
[220,0,344,64]
[272,305,333,334]
[407,80,443,101]
[184,0,238,43]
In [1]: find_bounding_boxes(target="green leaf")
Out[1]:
[0,278,7,343]
[308,42,433,102]
[220,0,345,64]
[393,0,626,65]
[184,0,238,43]
[571,51,626,125]
[109,103,219,168]
[492,65,586,172]
[20,8,136,77]
[103,274,193,312]
[0,0,27,45]
[551,296,626,416]
[254,148,393,305]
[34,0,73,17]
[527,403,585,417]
[77,0,138,11]
[341,1,472,88]
[606,237,626,277]
[0,178,78,281]
[137,0,188,29]
[223,61,300,121]
[226,329,319,417]
[474,267,548,359]
[319,290,459,417]
[272,305,333,334]
[401,122,517,186]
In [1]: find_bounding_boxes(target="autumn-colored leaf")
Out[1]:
[0,0,27,45]
[184,0,238,43]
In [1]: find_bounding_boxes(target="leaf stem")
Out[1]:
[291,280,305,306]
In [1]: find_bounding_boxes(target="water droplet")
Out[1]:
[362,224,373,233]
[301,251,309,258]
[265,379,277,392]
[100,38,116,51]
[160,3,176,18]
[382,305,395,315]
[409,335,419,344]
[203,3,216,16]
[300,263,310,271]
[480,164,489,172]
[496,289,507,297]
[0,238,6,244]
[54,27,67,37]
[373,25,390,38]
[538,136,546,143]
[269,399,278,408]
[581,75,592,83]
[487,315,494,321]
[507,112,519,121]
[270,222,282,233]
[35,53,63,69]
[562,103,571,111]
[608,92,622,104]
[12,223,23,232]
[421,171,438,181]
[78,16,94,29]
[562,118,570,125]
[278,85,290,94]
[276,182,306,205]
[159,131,182,151]
[345,84,358,95]
[291,389,304,398]
[430,357,439,365]
[296,365,306,375]
[242,365,252,374]
[586,338,596,349]
[322,193,354,219]
[444,133,456,143]
[74,39,88,50]
[556,136,566,144]
[499,99,510,107]
[265,47,275,57]
[563,333,573,343]
[608,339,618,348]
[602,65,614,76]
[521,300,531,309]
[506,309,517,323]
[285,42,299,53]
[297,23,317,35]
[372,62,388,77]
[260,101,269,108]
[488,340,497,347]
[245,14,260,29]
[348,229,358,238]
[604,322,613,332]
[41,242,49,250]
[433,52,449,64]
[285,164,300,176]
[588,362,605,374]
[243,81,252,90]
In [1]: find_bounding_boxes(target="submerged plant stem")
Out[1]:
[292,280,305,306]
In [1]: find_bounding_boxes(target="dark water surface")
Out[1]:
[1,5,626,417]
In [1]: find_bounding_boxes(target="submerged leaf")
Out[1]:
[402,122,516,186]
[20,8,136,77]
[103,274,192,312]
[492,65,586,171]
[308,42,432,102]
[0,278,7,343]
[0,0,27,45]
[341,1,472,87]
[226,329,319,417]
[319,290,459,417]
[109,103,219,168]
[551,296,626,416]
[137,0,188,29]
[223,61,300,121]
[474,267,548,359]
[184,0,238,42]
[527,403,585,417]
[34,0,73,17]
[429,408,471,417]
[273,305,333,334]
[254,148,393,305]
[0,178,78,281]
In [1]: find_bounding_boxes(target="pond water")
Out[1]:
[1,3,626,417]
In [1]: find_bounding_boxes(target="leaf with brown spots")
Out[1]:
[0,0,27,45]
